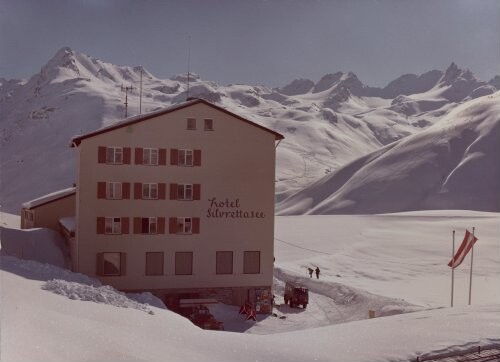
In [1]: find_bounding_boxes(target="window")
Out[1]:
[175,252,193,275]
[178,184,193,200]
[143,148,159,166]
[105,217,121,234]
[146,252,164,276]
[103,252,121,276]
[187,118,196,130]
[141,217,157,234]
[106,147,123,164]
[204,119,213,131]
[216,251,233,274]
[177,217,192,234]
[106,182,122,199]
[179,149,194,166]
[142,183,158,199]
[243,251,260,274]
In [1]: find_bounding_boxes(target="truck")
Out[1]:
[284,282,309,309]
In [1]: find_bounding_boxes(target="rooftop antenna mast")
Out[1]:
[121,84,134,118]
[186,35,191,100]
[139,67,143,114]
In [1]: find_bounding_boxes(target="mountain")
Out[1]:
[277,91,500,214]
[0,47,497,213]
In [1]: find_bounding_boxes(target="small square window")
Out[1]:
[177,184,193,200]
[105,217,121,234]
[179,149,194,166]
[143,148,159,166]
[175,252,193,275]
[103,252,121,276]
[141,217,157,234]
[106,147,123,164]
[176,217,192,234]
[243,251,260,274]
[106,182,122,199]
[204,119,213,131]
[146,252,164,276]
[187,118,196,130]
[142,183,158,199]
[216,251,233,274]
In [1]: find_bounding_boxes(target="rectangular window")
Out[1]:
[142,183,158,199]
[106,147,123,164]
[204,119,213,131]
[146,252,164,276]
[176,217,192,234]
[179,149,194,166]
[175,252,193,275]
[143,148,159,166]
[243,251,260,274]
[187,118,196,130]
[105,217,121,234]
[177,184,193,200]
[103,252,121,276]
[141,217,157,234]
[106,182,122,199]
[216,251,233,275]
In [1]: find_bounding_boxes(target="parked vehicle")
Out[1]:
[284,282,309,309]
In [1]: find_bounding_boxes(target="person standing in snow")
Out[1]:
[308,267,314,278]
[315,267,320,279]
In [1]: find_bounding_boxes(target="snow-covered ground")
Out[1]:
[1,211,499,361]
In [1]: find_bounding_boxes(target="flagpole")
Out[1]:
[451,230,455,307]
[468,226,475,305]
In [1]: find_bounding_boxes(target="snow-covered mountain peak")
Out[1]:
[312,72,363,93]
[276,78,314,96]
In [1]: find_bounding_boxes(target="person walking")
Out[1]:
[315,266,320,279]
[308,267,314,278]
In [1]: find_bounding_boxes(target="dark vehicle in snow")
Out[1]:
[284,282,309,309]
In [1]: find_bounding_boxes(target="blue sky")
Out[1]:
[0,0,499,87]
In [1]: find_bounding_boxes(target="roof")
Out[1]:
[71,98,284,146]
[22,187,76,210]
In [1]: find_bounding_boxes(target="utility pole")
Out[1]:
[121,85,134,118]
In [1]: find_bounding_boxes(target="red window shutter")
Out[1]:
[133,217,142,234]
[170,148,179,165]
[192,217,200,234]
[135,148,143,165]
[120,253,127,276]
[169,217,177,234]
[98,146,106,163]
[122,182,130,199]
[194,150,201,166]
[123,147,131,164]
[121,217,129,234]
[96,217,105,234]
[96,253,103,276]
[159,148,167,165]
[193,184,201,200]
[169,183,178,200]
[158,183,166,200]
[134,182,142,199]
[158,217,166,234]
[97,182,106,199]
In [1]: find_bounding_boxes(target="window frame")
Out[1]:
[142,148,159,166]
[243,251,261,274]
[178,149,194,167]
[145,252,164,276]
[216,251,233,275]
[175,251,193,275]
[106,147,123,165]
[176,217,192,234]
[204,118,214,131]
[104,217,122,234]
[177,184,193,201]
[106,182,122,200]
[141,217,158,234]
[142,183,158,200]
[102,252,121,276]
[187,118,197,130]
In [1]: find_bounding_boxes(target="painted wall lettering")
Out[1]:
[207,197,265,219]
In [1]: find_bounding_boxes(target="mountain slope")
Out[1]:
[277,92,500,215]
[1,47,497,213]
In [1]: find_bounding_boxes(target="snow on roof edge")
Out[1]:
[22,187,76,210]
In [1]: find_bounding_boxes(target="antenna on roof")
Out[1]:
[121,84,134,118]
[139,67,143,115]
[186,35,191,100]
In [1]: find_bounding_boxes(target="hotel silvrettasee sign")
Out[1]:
[206,197,265,219]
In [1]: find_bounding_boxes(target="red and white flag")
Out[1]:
[448,229,478,269]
